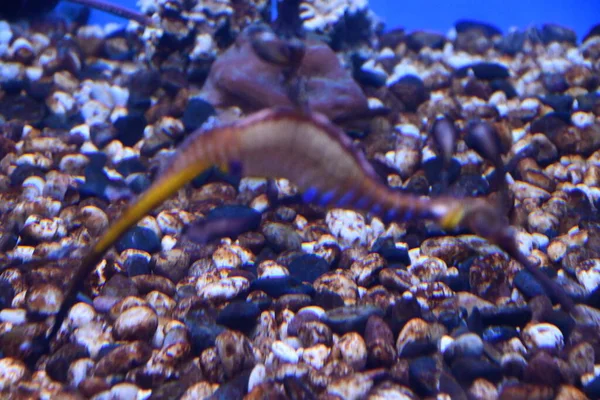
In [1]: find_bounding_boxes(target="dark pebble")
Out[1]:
[127,173,152,194]
[490,79,518,99]
[10,164,45,187]
[513,270,548,299]
[124,252,151,277]
[116,226,161,253]
[451,357,503,384]
[524,352,564,386]
[97,343,121,359]
[149,381,188,400]
[542,73,569,93]
[100,274,138,298]
[438,310,465,332]
[262,222,303,252]
[583,23,600,42]
[482,325,519,343]
[287,254,330,284]
[216,301,260,334]
[275,294,312,312]
[114,113,147,147]
[406,31,446,51]
[540,23,577,45]
[529,111,570,137]
[455,62,510,81]
[371,237,411,265]
[542,309,575,340]
[0,280,14,311]
[116,157,146,177]
[584,374,600,399]
[389,75,429,112]
[323,304,384,334]
[0,94,46,126]
[575,92,600,112]
[455,20,502,37]
[480,306,532,328]
[498,30,526,55]
[250,276,314,298]
[185,321,225,354]
[447,174,489,198]
[90,122,117,148]
[540,94,573,113]
[94,341,152,377]
[160,68,187,95]
[283,376,316,400]
[208,369,251,400]
[313,289,345,310]
[400,339,438,358]
[182,98,215,131]
[389,296,422,334]
[409,356,439,396]
[185,205,261,245]
[45,343,89,383]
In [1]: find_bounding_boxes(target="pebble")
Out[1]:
[216,300,260,333]
[113,305,158,341]
[522,322,564,351]
[182,98,215,131]
[323,305,384,334]
[288,254,330,283]
[116,226,161,253]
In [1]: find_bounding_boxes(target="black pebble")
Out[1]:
[543,309,575,340]
[185,320,225,354]
[208,369,252,400]
[409,356,439,396]
[323,305,384,334]
[313,289,345,310]
[371,237,411,265]
[0,279,15,311]
[183,98,216,131]
[149,382,188,400]
[542,72,569,93]
[438,310,465,332]
[390,75,429,112]
[127,173,152,194]
[482,325,519,343]
[116,226,161,253]
[216,301,261,333]
[583,24,600,42]
[490,79,518,99]
[447,174,489,198]
[250,276,314,298]
[9,164,45,187]
[288,254,330,284]
[455,62,510,80]
[513,270,548,299]
[451,357,503,384]
[497,30,526,56]
[116,157,146,177]
[406,31,446,52]
[124,253,151,277]
[45,343,89,383]
[540,94,574,113]
[114,114,147,147]
[584,374,600,399]
[576,92,600,112]
[479,305,532,328]
[540,23,577,45]
[0,94,46,126]
[455,20,502,37]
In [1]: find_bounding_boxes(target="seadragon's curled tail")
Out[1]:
[47,107,573,345]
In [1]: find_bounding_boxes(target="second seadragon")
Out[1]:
[43,8,575,347]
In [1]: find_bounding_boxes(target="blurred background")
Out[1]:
[68,0,599,39]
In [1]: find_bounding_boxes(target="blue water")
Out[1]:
[78,0,599,39]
